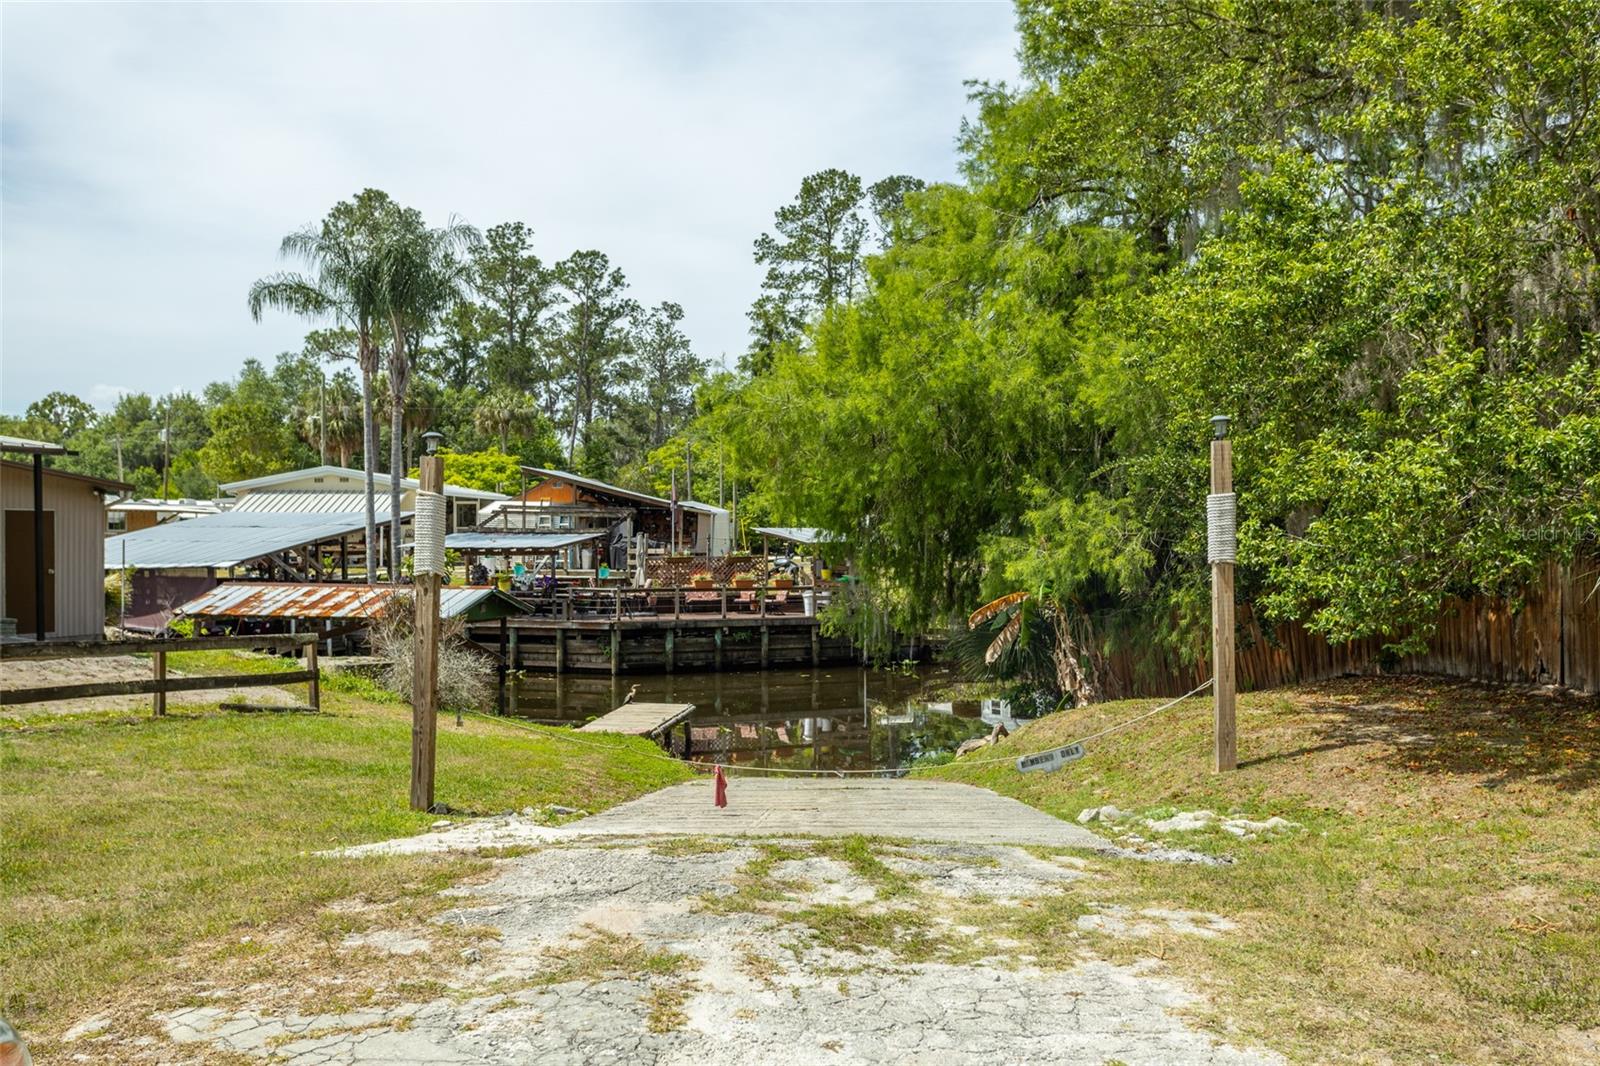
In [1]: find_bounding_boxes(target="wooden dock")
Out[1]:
[578,701,696,737]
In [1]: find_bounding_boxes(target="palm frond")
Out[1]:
[967,590,1030,630]
[248,274,334,321]
[985,611,1023,665]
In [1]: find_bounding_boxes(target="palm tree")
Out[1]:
[379,212,479,582]
[473,385,541,454]
[323,372,364,466]
[962,591,1113,707]
[249,191,395,584]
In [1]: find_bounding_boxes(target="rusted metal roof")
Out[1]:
[175,582,529,621]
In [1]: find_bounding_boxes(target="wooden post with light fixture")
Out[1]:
[1209,415,1237,772]
[410,432,445,812]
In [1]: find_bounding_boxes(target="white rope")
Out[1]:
[413,491,449,576]
[1206,492,1237,564]
[463,677,1214,778]
[948,678,1214,767]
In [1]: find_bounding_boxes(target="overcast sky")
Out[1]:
[0,2,1018,415]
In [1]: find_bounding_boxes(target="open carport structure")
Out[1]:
[105,510,404,632]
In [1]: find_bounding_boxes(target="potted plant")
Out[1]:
[771,574,794,590]
[690,570,715,589]
[730,572,756,589]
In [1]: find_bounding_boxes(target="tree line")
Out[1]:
[4,189,710,572]
[675,0,1600,685]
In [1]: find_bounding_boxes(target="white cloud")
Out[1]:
[1,3,1019,412]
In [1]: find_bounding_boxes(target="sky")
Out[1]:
[0,2,1018,415]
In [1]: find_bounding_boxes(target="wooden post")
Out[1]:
[306,641,321,712]
[31,453,46,642]
[410,453,444,812]
[555,628,566,674]
[497,617,508,715]
[760,625,770,669]
[152,649,166,716]
[811,624,820,666]
[610,625,621,676]
[715,627,724,672]
[1210,419,1237,772]
[665,628,675,673]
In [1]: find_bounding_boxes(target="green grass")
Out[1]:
[923,676,1600,1065]
[0,675,691,1037]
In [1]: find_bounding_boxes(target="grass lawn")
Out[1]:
[0,656,691,1042]
[926,676,1600,1065]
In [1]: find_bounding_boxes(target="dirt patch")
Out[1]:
[0,655,299,717]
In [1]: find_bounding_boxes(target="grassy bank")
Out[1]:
[925,676,1600,1064]
[0,659,691,1037]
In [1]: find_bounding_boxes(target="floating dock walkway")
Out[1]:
[577,701,696,738]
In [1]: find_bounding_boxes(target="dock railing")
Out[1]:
[505,583,831,622]
[0,634,320,714]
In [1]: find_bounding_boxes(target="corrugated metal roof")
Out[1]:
[753,526,840,545]
[108,498,222,515]
[231,490,396,515]
[220,465,507,500]
[104,511,396,570]
[519,466,670,508]
[445,531,606,551]
[175,582,526,620]
[0,434,70,455]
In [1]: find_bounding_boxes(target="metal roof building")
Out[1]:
[231,491,396,515]
[444,531,606,552]
[104,511,392,571]
[176,582,530,623]
[752,527,840,545]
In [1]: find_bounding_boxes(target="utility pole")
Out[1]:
[684,441,693,502]
[318,369,327,465]
[1208,415,1237,772]
[410,433,446,812]
[160,402,172,500]
[114,435,124,483]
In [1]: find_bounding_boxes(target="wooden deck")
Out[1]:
[577,701,696,737]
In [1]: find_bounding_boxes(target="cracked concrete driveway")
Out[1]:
[59,781,1281,1065]
[151,839,1279,1066]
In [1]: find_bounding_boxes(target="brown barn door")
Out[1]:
[4,510,56,634]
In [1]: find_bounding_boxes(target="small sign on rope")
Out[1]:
[1016,742,1085,774]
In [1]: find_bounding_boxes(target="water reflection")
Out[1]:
[510,667,1030,773]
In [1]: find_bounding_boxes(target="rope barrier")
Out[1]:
[459,676,1214,778]
[942,678,1213,768]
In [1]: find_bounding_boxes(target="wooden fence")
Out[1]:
[0,633,321,713]
[1105,556,1600,698]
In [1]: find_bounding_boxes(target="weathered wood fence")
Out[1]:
[1106,556,1600,698]
[0,634,321,713]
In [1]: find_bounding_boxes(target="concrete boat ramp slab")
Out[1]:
[338,779,1111,857]
[571,778,1109,848]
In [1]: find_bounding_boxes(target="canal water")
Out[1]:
[510,666,1030,773]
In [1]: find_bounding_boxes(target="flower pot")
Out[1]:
[731,578,754,590]
[772,578,794,590]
